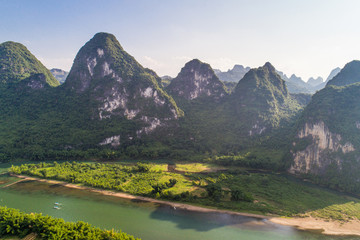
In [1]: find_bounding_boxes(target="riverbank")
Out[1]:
[271,216,360,236]
[8,174,360,236]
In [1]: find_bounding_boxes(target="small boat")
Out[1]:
[54,202,62,205]
[53,206,60,209]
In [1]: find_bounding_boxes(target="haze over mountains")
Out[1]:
[214,64,341,94]
[1,32,360,195]
[50,68,68,84]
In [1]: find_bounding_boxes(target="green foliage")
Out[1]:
[10,162,192,197]
[294,83,360,194]
[327,60,360,87]
[0,41,59,86]
[230,188,254,202]
[309,202,360,221]
[206,183,222,202]
[222,81,237,93]
[0,206,138,239]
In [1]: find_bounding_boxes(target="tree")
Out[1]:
[206,183,222,202]
[230,187,254,202]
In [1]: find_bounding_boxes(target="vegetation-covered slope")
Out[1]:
[327,60,360,87]
[291,83,360,194]
[231,62,302,134]
[0,41,59,86]
[0,33,185,161]
[167,59,227,101]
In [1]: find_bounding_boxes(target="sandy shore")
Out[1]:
[271,216,360,236]
[9,174,360,236]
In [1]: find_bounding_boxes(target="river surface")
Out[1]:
[0,169,358,239]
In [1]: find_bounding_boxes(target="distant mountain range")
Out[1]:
[214,65,251,82]
[0,32,359,195]
[214,65,340,94]
[50,68,68,84]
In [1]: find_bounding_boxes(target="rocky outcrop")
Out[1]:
[167,59,227,101]
[24,73,48,90]
[290,121,355,174]
[99,135,121,147]
[64,32,182,137]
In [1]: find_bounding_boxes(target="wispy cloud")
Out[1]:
[205,57,236,71]
[142,56,163,68]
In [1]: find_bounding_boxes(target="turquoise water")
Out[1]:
[0,176,358,240]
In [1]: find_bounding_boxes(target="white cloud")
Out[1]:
[205,57,236,72]
[172,56,192,61]
[38,57,74,71]
[142,56,163,68]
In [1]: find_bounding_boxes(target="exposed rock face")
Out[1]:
[167,59,227,101]
[64,32,182,136]
[16,73,49,90]
[99,135,120,147]
[25,74,47,89]
[290,121,355,174]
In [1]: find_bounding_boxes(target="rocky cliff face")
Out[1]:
[166,59,227,101]
[21,73,49,90]
[290,121,355,174]
[64,32,182,140]
[288,79,360,193]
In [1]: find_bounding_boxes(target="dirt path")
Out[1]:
[1,179,26,188]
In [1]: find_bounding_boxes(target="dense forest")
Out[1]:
[0,206,138,240]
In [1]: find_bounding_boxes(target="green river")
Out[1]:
[0,170,358,239]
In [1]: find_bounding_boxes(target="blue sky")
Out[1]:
[1,0,360,80]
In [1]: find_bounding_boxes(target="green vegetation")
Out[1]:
[294,83,360,194]
[10,162,195,197]
[1,32,360,204]
[0,206,138,240]
[309,202,360,221]
[174,163,221,172]
[327,60,360,87]
[0,41,59,86]
[10,162,360,219]
[222,81,237,93]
